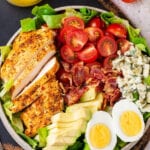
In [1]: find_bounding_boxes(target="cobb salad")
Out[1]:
[0,4,150,150]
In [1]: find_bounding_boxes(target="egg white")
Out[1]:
[86,111,117,150]
[112,99,145,142]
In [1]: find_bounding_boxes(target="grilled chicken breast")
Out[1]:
[1,26,56,98]
[11,57,59,113]
[20,77,64,137]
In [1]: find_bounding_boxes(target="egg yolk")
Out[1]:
[120,111,142,136]
[89,123,111,148]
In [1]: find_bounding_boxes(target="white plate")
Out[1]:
[0,5,150,150]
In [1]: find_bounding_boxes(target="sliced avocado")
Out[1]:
[43,145,67,150]
[48,118,87,133]
[50,128,82,137]
[67,93,103,114]
[51,108,91,123]
[46,134,77,146]
[80,86,97,102]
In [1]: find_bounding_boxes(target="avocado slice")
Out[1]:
[80,86,97,102]
[67,93,103,114]
[43,145,67,150]
[51,108,91,123]
[46,134,78,146]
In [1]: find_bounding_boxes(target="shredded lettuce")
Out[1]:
[67,141,84,150]
[16,129,38,149]
[42,14,65,29]
[32,4,56,16]
[3,101,23,132]
[83,139,90,150]
[3,100,38,148]
[132,90,139,102]
[0,79,14,98]
[0,46,11,66]
[20,4,56,32]
[79,7,98,23]
[143,112,150,122]
[64,8,82,18]
[100,12,123,25]
[67,134,84,150]
[37,127,48,147]
[20,18,36,32]
[114,137,127,150]
[100,12,150,56]
[144,76,150,86]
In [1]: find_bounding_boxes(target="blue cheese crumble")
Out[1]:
[112,43,150,112]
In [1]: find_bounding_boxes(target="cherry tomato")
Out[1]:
[66,29,88,51]
[97,36,117,57]
[59,26,77,44]
[87,17,102,28]
[85,27,103,42]
[122,0,136,3]
[63,16,85,29]
[106,23,127,38]
[117,38,131,54]
[60,45,79,63]
[77,43,98,63]
[104,31,115,39]
[103,54,118,69]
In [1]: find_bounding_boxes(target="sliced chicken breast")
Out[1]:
[11,57,59,113]
[20,77,64,137]
[1,26,56,97]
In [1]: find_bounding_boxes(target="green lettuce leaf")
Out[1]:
[32,4,56,16]
[143,76,150,86]
[42,14,65,29]
[3,101,23,132]
[79,7,98,23]
[0,79,14,99]
[20,18,36,32]
[3,101,38,148]
[100,12,123,25]
[100,12,150,56]
[16,128,38,149]
[38,127,48,147]
[143,112,150,122]
[0,46,11,63]
[114,137,127,150]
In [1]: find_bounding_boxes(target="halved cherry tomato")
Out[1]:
[97,36,117,57]
[59,26,77,44]
[66,29,88,51]
[104,31,115,39]
[106,23,127,38]
[117,38,131,54]
[103,54,118,69]
[77,43,98,63]
[60,45,79,63]
[85,27,103,42]
[87,16,102,28]
[122,0,136,3]
[63,16,85,29]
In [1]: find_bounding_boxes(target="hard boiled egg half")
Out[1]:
[85,111,117,150]
[112,99,145,142]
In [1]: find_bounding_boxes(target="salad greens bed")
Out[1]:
[0,4,150,150]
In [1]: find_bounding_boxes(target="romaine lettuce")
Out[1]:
[100,12,150,56]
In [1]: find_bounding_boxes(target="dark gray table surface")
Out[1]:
[0,0,104,148]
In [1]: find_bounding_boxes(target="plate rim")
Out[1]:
[0,5,149,150]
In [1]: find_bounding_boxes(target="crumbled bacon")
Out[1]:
[64,86,88,105]
[57,60,121,107]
